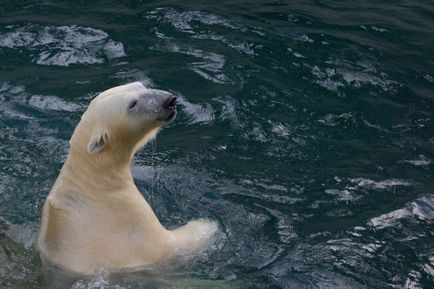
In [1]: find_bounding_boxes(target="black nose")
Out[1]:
[163,95,177,109]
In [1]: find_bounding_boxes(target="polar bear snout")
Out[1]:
[163,95,177,110]
[157,94,177,122]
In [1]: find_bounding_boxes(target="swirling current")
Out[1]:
[0,1,433,288]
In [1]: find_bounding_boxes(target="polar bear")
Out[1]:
[36,82,218,275]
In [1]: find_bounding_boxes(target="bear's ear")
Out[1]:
[87,130,109,154]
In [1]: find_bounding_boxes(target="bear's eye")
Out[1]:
[128,99,138,110]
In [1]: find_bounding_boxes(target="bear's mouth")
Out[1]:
[164,109,176,122]
[167,109,176,120]
[156,107,176,122]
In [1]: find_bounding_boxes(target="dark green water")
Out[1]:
[1,1,434,288]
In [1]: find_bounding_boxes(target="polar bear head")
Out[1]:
[69,82,176,162]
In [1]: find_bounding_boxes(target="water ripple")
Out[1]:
[309,59,399,93]
[146,8,244,33]
[150,41,234,84]
[402,155,432,168]
[0,24,125,66]
[369,195,434,229]
[177,96,215,124]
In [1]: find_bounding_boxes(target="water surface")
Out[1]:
[0,1,434,288]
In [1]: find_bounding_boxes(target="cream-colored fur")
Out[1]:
[37,82,218,275]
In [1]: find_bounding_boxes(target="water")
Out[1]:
[0,1,433,288]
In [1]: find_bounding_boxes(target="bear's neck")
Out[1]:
[60,146,135,195]
[54,121,160,198]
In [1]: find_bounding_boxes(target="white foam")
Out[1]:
[71,274,126,289]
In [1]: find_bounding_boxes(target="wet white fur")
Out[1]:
[37,82,218,274]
